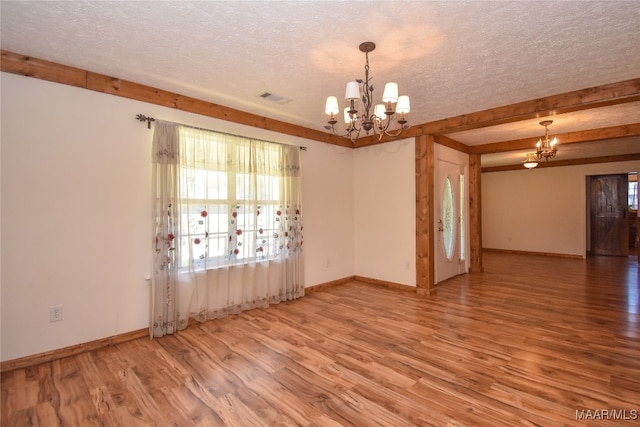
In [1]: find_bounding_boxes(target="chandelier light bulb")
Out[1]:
[325,96,339,115]
[382,82,399,103]
[396,95,411,114]
[345,82,360,100]
[344,107,353,124]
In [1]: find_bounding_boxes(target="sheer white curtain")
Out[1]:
[150,121,183,337]
[151,121,304,338]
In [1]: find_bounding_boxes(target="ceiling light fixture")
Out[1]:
[523,153,539,169]
[535,120,558,161]
[324,42,410,144]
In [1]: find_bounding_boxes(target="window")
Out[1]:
[629,174,638,210]
[151,120,304,337]
[174,127,302,271]
[442,176,455,261]
[459,173,465,261]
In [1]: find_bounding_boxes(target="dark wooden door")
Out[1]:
[590,174,628,256]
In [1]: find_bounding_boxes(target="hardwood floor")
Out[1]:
[2,253,639,426]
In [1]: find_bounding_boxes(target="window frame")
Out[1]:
[175,132,291,271]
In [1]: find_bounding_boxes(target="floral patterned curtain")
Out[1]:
[150,121,182,337]
[151,122,304,338]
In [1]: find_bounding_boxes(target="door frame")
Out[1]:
[434,145,470,284]
[586,173,630,256]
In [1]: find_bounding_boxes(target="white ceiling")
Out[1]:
[2,1,639,167]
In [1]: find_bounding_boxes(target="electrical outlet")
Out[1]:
[50,305,63,322]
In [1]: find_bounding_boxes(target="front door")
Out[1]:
[590,174,629,256]
[436,160,463,283]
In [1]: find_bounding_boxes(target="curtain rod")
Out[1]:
[135,114,307,151]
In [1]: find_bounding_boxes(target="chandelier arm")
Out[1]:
[383,126,407,138]
[377,115,410,140]
[348,127,360,144]
[349,116,362,134]
[327,123,342,138]
[374,113,392,134]
[326,121,361,142]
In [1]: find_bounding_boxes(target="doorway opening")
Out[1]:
[586,172,638,257]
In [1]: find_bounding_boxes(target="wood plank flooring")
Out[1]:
[2,253,639,426]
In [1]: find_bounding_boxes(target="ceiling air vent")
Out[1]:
[259,92,292,105]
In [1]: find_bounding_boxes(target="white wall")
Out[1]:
[482,160,640,257]
[0,72,355,361]
[299,142,355,283]
[11,68,632,362]
[354,139,416,286]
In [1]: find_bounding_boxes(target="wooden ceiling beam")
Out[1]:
[469,123,640,154]
[4,49,639,151]
[434,135,470,153]
[482,153,640,173]
[420,78,640,136]
[1,50,351,148]
[356,78,640,147]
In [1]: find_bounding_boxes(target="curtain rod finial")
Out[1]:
[136,114,155,129]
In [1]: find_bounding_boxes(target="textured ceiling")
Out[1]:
[1,1,639,167]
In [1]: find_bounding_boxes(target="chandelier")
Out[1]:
[324,41,410,144]
[535,120,558,160]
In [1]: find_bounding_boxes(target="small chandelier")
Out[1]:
[324,41,410,144]
[523,153,539,169]
[535,120,558,160]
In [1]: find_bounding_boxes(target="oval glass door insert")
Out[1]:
[442,176,455,261]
